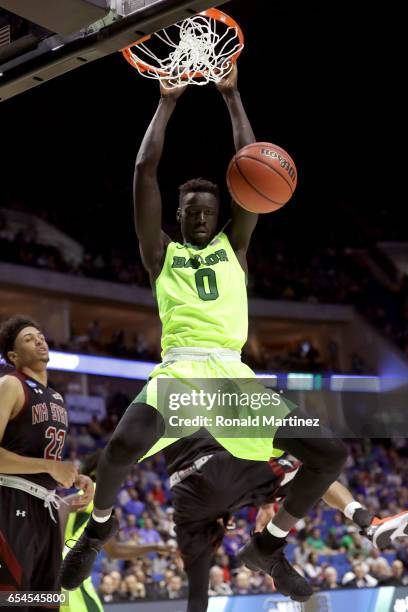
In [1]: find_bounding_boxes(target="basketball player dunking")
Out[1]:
[0,315,93,607]
[61,66,348,602]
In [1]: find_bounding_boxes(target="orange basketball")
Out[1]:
[226,142,297,213]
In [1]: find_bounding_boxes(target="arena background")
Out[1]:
[0,1,406,611]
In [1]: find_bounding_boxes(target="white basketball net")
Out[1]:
[126,14,244,88]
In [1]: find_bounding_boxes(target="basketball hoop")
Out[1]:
[121,8,244,88]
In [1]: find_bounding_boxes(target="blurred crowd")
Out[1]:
[0,212,389,372]
[0,213,149,286]
[45,319,370,375]
[64,414,408,602]
[58,322,158,363]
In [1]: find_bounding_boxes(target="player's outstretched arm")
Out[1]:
[217,65,258,256]
[103,539,175,559]
[134,82,186,280]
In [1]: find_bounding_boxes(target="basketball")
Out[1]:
[226,142,298,213]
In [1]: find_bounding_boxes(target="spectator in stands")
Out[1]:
[154,569,175,600]
[134,332,149,359]
[208,566,233,596]
[293,540,310,566]
[247,570,265,594]
[304,552,323,586]
[370,558,392,583]
[67,448,81,470]
[117,579,129,601]
[98,574,120,603]
[140,460,160,487]
[379,559,405,586]
[326,530,343,551]
[233,571,257,595]
[306,528,330,553]
[108,570,123,600]
[222,530,243,558]
[124,574,146,600]
[397,540,408,572]
[138,517,162,547]
[346,532,372,558]
[365,547,382,573]
[134,568,159,600]
[320,566,340,590]
[101,553,122,575]
[124,489,145,517]
[117,485,131,507]
[328,512,349,547]
[158,507,176,538]
[166,575,188,600]
[343,562,378,588]
[151,480,166,505]
[123,514,138,539]
[219,554,232,584]
[76,425,97,450]
[88,320,102,348]
[339,530,355,551]
[151,543,175,577]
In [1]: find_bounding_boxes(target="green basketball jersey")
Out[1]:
[155,231,248,357]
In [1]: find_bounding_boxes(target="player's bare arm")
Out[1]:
[133,81,186,283]
[58,497,174,558]
[103,539,175,559]
[217,64,258,270]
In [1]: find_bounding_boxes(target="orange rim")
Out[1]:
[121,8,244,78]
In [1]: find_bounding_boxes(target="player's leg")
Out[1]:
[213,380,347,540]
[323,480,408,548]
[61,361,211,591]
[91,402,165,520]
[256,481,373,535]
[260,429,348,541]
[237,411,347,600]
[203,362,340,600]
[60,400,165,590]
[30,505,62,612]
[0,490,52,612]
[323,480,372,526]
[190,451,313,602]
[0,488,35,593]
[171,451,259,611]
[182,537,214,612]
[171,473,224,612]
[255,503,276,533]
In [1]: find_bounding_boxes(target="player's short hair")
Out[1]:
[0,315,42,364]
[178,178,220,205]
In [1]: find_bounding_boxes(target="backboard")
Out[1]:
[0,0,228,102]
